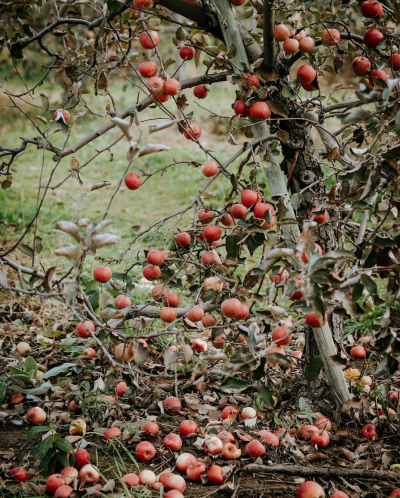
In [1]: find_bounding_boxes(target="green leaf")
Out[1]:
[40,363,75,380]
[9,381,53,395]
[55,451,70,468]
[55,438,73,454]
[39,435,54,458]
[305,357,323,383]
[299,396,306,411]
[10,43,24,59]
[39,447,56,475]
[260,385,274,408]
[227,43,237,59]
[361,274,377,295]
[27,425,52,444]
[24,356,38,379]
[220,376,247,391]
[253,358,266,380]
[0,376,7,404]
[107,0,121,13]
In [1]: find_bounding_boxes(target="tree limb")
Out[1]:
[263,0,275,70]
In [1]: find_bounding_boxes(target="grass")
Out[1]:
[0,75,245,278]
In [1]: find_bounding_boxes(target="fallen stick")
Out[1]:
[241,464,399,480]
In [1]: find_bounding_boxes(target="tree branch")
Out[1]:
[263,0,275,70]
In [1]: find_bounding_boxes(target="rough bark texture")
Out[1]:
[279,112,345,410]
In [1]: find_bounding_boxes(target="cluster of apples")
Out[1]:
[9,447,97,497]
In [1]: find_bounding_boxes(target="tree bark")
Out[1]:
[213,0,350,404]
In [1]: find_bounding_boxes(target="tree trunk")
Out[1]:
[214,0,350,405]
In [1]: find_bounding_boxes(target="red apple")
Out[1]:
[122,473,139,487]
[76,320,95,338]
[179,419,198,436]
[115,382,129,396]
[221,298,242,318]
[231,203,247,218]
[139,469,156,485]
[246,439,265,458]
[271,326,292,346]
[163,396,182,412]
[10,467,29,482]
[233,99,249,117]
[46,474,65,495]
[202,161,218,177]
[241,189,261,207]
[204,436,223,455]
[218,430,235,444]
[174,232,191,247]
[179,45,195,60]
[204,225,222,242]
[139,31,159,49]
[299,37,315,52]
[183,123,201,140]
[10,393,25,404]
[81,347,96,360]
[187,305,205,322]
[135,441,156,461]
[164,78,181,96]
[165,474,186,493]
[164,433,182,452]
[221,213,234,226]
[273,24,290,41]
[305,312,327,328]
[350,346,366,359]
[124,172,141,190]
[114,295,132,309]
[222,442,241,459]
[221,405,239,420]
[207,465,224,484]
[249,102,271,120]
[142,421,159,435]
[26,407,46,425]
[165,491,184,498]
[389,54,400,70]
[202,313,217,327]
[389,491,400,497]
[186,461,205,481]
[160,307,177,322]
[296,481,325,498]
[202,251,217,266]
[93,266,112,283]
[330,492,349,498]
[73,448,90,469]
[147,250,165,266]
[16,341,31,356]
[361,1,383,18]
[361,423,377,440]
[364,29,384,48]
[143,264,162,281]
[78,464,99,484]
[321,29,340,45]
[103,427,121,440]
[310,430,330,448]
[54,485,73,498]
[369,69,389,87]
[352,56,371,75]
[193,84,208,99]
[242,73,260,88]
[300,425,320,439]
[297,65,316,84]
[151,284,168,302]
[315,417,332,431]
[258,430,279,447]
[176,452,196,473]
[139,61,157,78]
[283,38,299,53]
